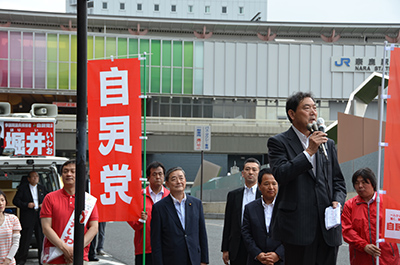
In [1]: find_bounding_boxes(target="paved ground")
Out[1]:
[24,219,352,265]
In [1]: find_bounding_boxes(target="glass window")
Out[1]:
[171,5,176,12]
[137,3,142,10]
[188,5,193,13]
[154,4,159,11]
[102,2,107,9]
[205,6,210,13]
[222,6,227,14]
[120,3,125,10]
[239,6,244,14]
[87,1,94,8]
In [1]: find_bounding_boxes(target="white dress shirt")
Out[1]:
[29,184,39,210]
[149,186,165,204]
[292,125,317,176]
[242,183,258,223]
[262,197,276,233]
[171,194,187,230]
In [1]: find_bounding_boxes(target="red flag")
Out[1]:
[87,58,142,222]
[382,48,400,243]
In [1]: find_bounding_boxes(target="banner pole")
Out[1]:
[74,0,87,264]
[142,52,148,265]
[376,41,389,265]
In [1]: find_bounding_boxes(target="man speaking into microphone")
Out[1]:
[267,92,346,265]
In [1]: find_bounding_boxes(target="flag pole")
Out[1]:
[376,41,390,265]
[139,52,148,265]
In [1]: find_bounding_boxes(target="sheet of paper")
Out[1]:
[325,204,341,230]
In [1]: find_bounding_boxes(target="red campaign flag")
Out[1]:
[87,58,142,222]
[382,47,400,243]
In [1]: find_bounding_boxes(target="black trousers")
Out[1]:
[231,239,248,265]
[16,211,43,265]
[283,222,338,265]
[135,253,152,265]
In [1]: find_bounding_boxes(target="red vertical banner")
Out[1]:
[383,48,400,243]
[87,59,142,222]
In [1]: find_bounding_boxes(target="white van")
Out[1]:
[0,155,68,216]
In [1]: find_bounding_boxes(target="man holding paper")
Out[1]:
[267,92,346,265]
[41,160,99,264]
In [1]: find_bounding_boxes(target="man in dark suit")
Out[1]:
[13,171,48,265]
[151,166,209,265]
[242,167,284,265]
[221,158,261,265]
[267,92,346,265]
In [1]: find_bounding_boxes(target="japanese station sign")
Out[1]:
[1,120,55,156]
[331,56,390,72]
[88,58,142,222]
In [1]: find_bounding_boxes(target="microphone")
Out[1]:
[307,121,329,161]
[317,117,326,133]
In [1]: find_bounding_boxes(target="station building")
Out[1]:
[0,9,398,180]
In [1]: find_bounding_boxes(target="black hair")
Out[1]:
[352,167,377,191]
[146,161,166,179]
[165,167,186,182]
[286,92,314,123]
[258,167,274,184]
[61,159,76,173]
[0,189,7,211]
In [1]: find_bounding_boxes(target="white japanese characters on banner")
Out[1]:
[1,121,55,156]
[88,59,142,222]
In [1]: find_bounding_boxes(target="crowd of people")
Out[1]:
[0,91,398,265]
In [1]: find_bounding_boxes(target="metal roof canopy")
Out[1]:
[327,72,389,143]
[0,9,400,37]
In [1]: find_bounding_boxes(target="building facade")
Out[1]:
[66,0,267,21]
[0,9,398,180]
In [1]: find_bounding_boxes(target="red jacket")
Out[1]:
[128,186,170,255]
[342,193,400,265]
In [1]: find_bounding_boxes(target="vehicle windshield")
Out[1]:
[0,167,60,192]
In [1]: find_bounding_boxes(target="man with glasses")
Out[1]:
[129,161,170,265]
[267,92,346,265]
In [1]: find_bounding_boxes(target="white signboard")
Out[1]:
[385,209,400,240]
[194,125,211,151]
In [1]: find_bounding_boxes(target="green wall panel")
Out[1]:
[128,38,138,57]
[94,36,104,59]
[59,63,69,89]
[87,36,94,60]
[47,34,57,62]
[151,40,161,66]
[173,41,182,67]
[140,39,149,55]
[71,63,77,90]
[47,62,57,89]
[106,37,116,59]
[172,68,182,93]
[184,42,193,67]
[183,69,193,94]
[59,35,69,62]
[151,67,160,93]
[118,38,127,59]
[162,68,171,93]
[71,35,77,62]
[162,41,171,66]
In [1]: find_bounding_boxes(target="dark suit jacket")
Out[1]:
[151,194,209,265]
[13,183,48,227]
[242,198,284,265]
[221,186,261,261]
[267,127,346,246]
